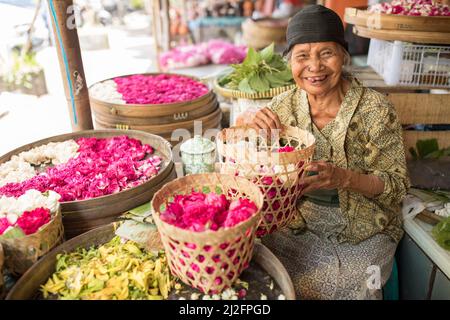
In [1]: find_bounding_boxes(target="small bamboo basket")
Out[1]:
[0,206,64,276]
[151,173,264,294]
[217,125,315,237]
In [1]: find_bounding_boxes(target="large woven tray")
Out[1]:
[5,223,296,300]
[345,7,450,33]
[0,130,176,239]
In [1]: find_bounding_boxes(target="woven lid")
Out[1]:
[180,135,215,155]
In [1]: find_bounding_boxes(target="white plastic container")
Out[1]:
[367,39,450,88]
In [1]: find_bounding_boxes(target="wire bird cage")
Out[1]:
[368,39,450,88]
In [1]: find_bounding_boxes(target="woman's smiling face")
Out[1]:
[290,42,345,96]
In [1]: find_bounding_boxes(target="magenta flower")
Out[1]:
[0,136,161,201]
[159,191,257,232]
[113,74,209,104]
[278,146,295,153]
[16,207,51,235]
[0,217,11,235]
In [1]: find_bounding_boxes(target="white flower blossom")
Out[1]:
[435,203,450,218]
[221,288,237,300]
[89,80,125,104]
[0,190,61,216]
[190,293,200,300]
[0,140,79,187]
[6,213,18,225]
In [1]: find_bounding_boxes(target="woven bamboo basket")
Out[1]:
[94,107,223,147]
[213,77,296,100]
[217,125,316,237]
[151,173,264,294]
[242,18,288,50]
[0,130,176,239]
[344,7,450,33]
[0,206,64,276]
[89,72,218,126]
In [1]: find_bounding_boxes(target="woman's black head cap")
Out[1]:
[284,5,348,56]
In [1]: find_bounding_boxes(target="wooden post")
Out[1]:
[46,0,93,131]
[151,0,171,71]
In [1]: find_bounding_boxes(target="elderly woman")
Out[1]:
[237,5,410,300]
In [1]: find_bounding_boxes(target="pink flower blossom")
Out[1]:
[159,191,257,232]
[15,207,51,235]
[369,0,449,16]
[114,74,209,104]
[278,146,295,153]
[0,217,10,235]
[0,136,161,201]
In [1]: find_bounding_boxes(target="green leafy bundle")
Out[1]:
[432,216,450,251]
[218,43,294,93]
[409,138,450,160]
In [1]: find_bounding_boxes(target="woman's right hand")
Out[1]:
[235,107,282,131]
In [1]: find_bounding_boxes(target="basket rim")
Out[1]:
[216,125,316,165]
[151,173,264,239]
[213,77,296,100]
[88,72,212,108]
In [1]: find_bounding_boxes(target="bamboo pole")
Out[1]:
[46,0,93,131]
[151,0,172,71]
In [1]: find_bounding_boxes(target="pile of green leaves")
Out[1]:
[409,138,450,160]
[432,216,450,251]
[218,43,294,93]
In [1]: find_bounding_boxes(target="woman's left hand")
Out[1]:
[301,161,350,194]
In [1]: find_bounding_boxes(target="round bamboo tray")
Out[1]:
[6,223,296,300]
[213,78,296,100]
[345,7,450,33]
[94,107,223,147]
[92,95,218,126]
[89,72,217,126]
[0,130,176,239]
[352,25,450,44]
[242,18,288,50]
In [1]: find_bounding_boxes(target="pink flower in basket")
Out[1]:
[160,191,257,232]
[158,190,260,294]
[0,217,10,235]
[16,207,51,235]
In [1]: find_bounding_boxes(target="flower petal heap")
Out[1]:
[0,136,162,201]
[114,74,209,104]
[369,0,450,16]
[160,191,257,232]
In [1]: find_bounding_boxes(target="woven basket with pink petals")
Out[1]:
[217,125,315,237]
[151,173,264,294]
